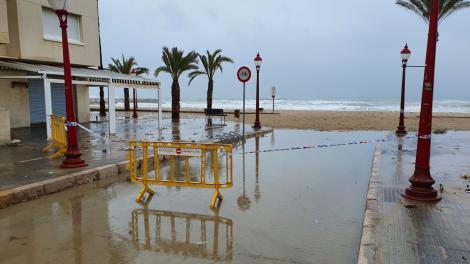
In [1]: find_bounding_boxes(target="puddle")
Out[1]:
[0,130,385,264]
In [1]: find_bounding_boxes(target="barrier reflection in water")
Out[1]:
[130,209,233,261]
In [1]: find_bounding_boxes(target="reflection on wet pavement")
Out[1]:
[0,130,385,263]
[237,143,251,211]
[131,208,233,261]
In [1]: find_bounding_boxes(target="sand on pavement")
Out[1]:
[222,110,470,131]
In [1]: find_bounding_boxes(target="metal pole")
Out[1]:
[403,0,440,202]
[272,96,275,113]
[97,0,106,117]
[243,82,246,142]
[56,10,87,168]
[396,62,407,135]
[133,88,138,119]
[157,87,161,137]
[254,67,261,129]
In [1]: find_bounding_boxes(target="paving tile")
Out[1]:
[364,132,470,264]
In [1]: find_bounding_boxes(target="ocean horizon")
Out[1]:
[89,98,470,113]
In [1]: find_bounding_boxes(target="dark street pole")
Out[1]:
[403,0,440,202]
[396,44,410,136]
[132,88,138,119]
[97,0,106,117]
[271,86,276,113]
[253,53,262,129]
[99,87,106,116]
[131,70,138,119]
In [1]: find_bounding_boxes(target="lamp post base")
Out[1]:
[396,127,407,136]
[402,167,441,202]
[253,123,261,130]
[61,152,87,169]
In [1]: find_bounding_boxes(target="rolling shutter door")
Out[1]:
[28,80,67,124]
[28,80,45,124]
[51,83,66,117]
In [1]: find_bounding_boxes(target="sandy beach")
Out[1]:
[222,110,470,131]
[91,107,470,131]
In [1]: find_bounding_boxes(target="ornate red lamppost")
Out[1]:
[403,0,440,202]
[253,53,262,129]
[396,44,411,136]
[49,0,87,168]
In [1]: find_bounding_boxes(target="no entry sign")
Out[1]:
[237,67,251,83]
[158,147,202,157]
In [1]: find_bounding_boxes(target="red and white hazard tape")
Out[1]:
[238,133,417,155]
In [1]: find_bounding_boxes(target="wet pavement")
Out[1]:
[369,132,470,263]
[0,112,251,191]
[0,130,385,263]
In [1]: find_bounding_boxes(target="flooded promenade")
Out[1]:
[0,112,253,191]
[361,132,470,263]
[0,130,383,263]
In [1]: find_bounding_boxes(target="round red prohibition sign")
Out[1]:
[176,148,182,155]
[237,66,251,83]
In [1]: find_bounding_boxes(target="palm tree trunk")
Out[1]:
[124,88,130,111]
[207,79,214,126]
[172,79,180,122]
[207,79,214,110]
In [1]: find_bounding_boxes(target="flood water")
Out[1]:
[0,130,385,264]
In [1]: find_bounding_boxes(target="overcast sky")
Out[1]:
[96,0,470,101]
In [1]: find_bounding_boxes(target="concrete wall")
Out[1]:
[0,0,100,67]
[2,0,20,58]
[0,108,11,144]
[0,0,9,44]
[76,85,90,123]
[0,79,30,128]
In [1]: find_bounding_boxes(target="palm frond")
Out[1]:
[395,0,470,23]
[108,55,147,75]
[135,67,149,76]
[188,71,206,86]
[155,66,170,77]
[441,1,470,20]
[156,47,199,80]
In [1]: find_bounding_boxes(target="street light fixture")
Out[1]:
[396,44,411,136]
[253,53,262,129]
[48,0,87,168]
[403,0,441,202]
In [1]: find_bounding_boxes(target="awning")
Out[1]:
[0,59,162,136]
[0,60,160,89]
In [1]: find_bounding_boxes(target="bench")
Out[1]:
[204,108,227,125]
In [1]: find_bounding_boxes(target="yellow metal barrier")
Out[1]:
[131,209,233,261]
[129,141,233,208]
[42,115,67,159]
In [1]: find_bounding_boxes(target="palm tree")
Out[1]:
[188,50,234,110]
[108,55,149,111]
[155,47,199,122]
[396,0,470,23]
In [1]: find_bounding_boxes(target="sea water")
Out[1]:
[90,98,470,113]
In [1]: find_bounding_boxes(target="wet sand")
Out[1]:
[222,110,470,131]
[93,108,470,131]
[0,130,383,264]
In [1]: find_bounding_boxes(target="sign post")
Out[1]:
[237,67,252,142]
[271,86,276,113]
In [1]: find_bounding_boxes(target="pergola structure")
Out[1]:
[0,60,162,138]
